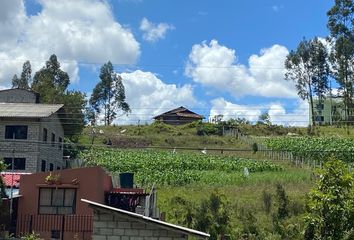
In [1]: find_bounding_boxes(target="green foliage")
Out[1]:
[59,90,87,141]
[327,0,354,123]
[304,158,354,240]
[31,55,86,140]
[81,148,283,186]
[0,161,8,203]
[285,37,330,127]
[12,60,31,89]
[168,192,231,240]
[89,61,130,125]
[32,54,69,103]
[196,122,222,136]
[275,184,289,220]
[20,232,42,240]
[262,190,272,215]
[265,137,354,163]
[194,192,230,240]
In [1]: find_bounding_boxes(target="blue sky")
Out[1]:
[0,0,334,125]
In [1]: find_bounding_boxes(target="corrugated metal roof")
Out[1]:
[0,103,63,118]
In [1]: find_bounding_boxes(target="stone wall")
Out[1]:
[92,208,189,240]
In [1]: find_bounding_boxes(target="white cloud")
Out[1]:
[209,98,309,126]
[0,0,140,86]
[140,18,174,43]
[268,101,309,126]
[113,70,199,124]
[185,40,297,99]
[209,98,262,123]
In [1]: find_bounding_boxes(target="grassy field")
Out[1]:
[77,122,354,238]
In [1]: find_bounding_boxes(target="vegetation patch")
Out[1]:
[80,148,283,186]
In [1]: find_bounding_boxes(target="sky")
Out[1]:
[0,0,334,126]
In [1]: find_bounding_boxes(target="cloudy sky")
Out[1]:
[0,0,333,125]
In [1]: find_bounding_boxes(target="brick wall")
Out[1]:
[92,208,188,240]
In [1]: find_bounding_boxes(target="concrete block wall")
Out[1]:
[39,114,64,171]
[92,209,188,240]
[0,116,64,173]
[0,120,40,173]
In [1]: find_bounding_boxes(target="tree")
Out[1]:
[0,161,7,205]
[89,61,130,125]
[327,0,354,124]
[194,192,230,240]
[304,159,354,240]
[32,54,69,103]
[258,112,271,125]
[285,38,330,128]
[11,74,20,88]
[31,55,86,141]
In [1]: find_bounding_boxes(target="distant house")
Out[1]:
[309,97,346,125]
[153,106,204,125]
[0,88,64,173]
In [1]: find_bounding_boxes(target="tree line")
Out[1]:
[10,55,130,142]
[285,0,354,129]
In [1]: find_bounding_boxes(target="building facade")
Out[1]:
[0,89,64,173]
[309,98,345,125]
[16,167,113,240]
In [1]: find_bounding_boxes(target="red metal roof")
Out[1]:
[1,172,30,188]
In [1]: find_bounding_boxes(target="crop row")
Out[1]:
[80,148,283,186]
[265,137,354,162]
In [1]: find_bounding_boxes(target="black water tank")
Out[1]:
[119,172,134,188]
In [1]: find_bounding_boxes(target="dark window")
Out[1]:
[51,133,55,147]
[58,137,63,150]
[51,230,60,239]
[315,116,324,122]
[49,163,54,171]
[39,188,76,214]
[5,126,28,139]
[4,158,26,170]
[41,160,46,172]
[56,166,61,170]
[43,128,48,142]
[316,104,324,110]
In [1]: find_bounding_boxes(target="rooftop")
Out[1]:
[0,103,63,118]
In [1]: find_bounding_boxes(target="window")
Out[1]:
[56,166,61,170]
[49,163,54,171]
[43,128,48,142]
[58,137,63,150]
[4,158,26,170]
[51,230,60,239]
[315,116,324,122]
[5,125,28,139]
[41,160,46,172]
[39,188,76,214]
[51,133,55,147]
[316,103,324,110]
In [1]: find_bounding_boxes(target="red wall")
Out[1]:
[18,167,112,215]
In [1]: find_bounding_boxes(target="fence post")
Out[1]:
[29,215,33,234]
[61,215,65,240]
